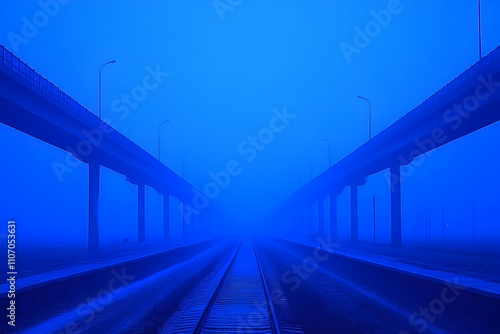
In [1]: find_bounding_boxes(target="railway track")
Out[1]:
[190,240,280,334]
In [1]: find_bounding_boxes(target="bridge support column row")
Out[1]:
[314,166,401,246]
[87,169,174,247]
[138,184,145,242]
[88,163,100,251]
[390,164,402,246]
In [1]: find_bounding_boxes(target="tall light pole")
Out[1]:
[357,96,372,140]
[373,195,376,244]
[158,119,170,161]
[478,0,482,62]
[322,138,331,168]
[98,60,116,120]
[182,157,186,243]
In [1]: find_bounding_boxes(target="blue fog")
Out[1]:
[1,0,500,247]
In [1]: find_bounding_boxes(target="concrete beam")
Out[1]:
[390,164,402,246]
[182,203,187,243]
[351,185,358,242]
[308,201,315,234]
[318,198,325,237]
[138,184,145,242]
[88,163,100,251]
[163,195,169,241]
[330,195,337,241]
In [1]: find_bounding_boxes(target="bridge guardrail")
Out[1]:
[0,44,159,167]
[377,46,500,142]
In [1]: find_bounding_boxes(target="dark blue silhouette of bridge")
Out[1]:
[275,46,500,246]
[0,44,199,251]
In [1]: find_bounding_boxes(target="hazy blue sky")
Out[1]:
[1,0,500,246]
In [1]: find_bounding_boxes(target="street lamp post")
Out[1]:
[98,60,116,121]
[182,157,186,243]
[358,96,372,140]
[322,138,331,168]
[158,119,170,161]
[478,0,482,61]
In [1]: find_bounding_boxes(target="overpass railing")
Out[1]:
[296,45,500,197]
[372,45,500,146]
[0,44,158,167]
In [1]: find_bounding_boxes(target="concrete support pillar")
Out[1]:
[88,163,100,251]
[390,164,402,246]
[308,202,314,233]
[296,203,301,234]
[350,185,358,242]
[191,211,196,240]
[318,198,325,237]
[299,204,306,234]
[138,184,145,242]
[163,195,169,241]
[330,195,337,241]
[182,203,187,242]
